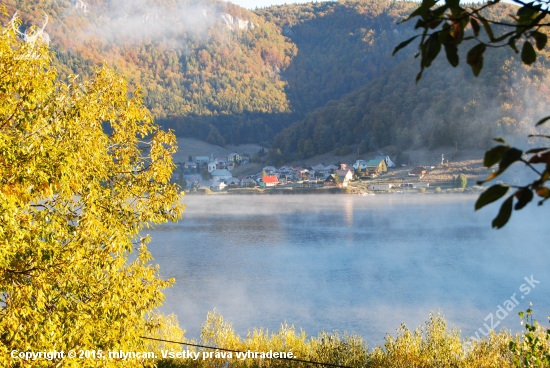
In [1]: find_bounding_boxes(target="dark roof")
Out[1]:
[411,167,427,175]
[336,169,352,177]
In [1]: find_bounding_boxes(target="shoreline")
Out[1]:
[185,185,485,196]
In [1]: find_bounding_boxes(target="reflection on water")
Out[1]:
[344,198,353,227]
[147,194,550,345]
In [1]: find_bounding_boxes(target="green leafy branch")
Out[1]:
[396,0,550,228]
[474,136,550,228]
[394,0,550,81]
[509,306,550,367]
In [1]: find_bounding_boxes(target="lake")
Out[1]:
[147,194,550,346]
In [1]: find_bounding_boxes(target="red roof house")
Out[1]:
[261,175,279,187]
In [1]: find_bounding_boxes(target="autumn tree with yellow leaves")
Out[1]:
[0,9,184,367]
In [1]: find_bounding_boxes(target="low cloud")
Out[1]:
[67,0,226,46]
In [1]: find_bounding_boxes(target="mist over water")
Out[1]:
[147,194,550,346]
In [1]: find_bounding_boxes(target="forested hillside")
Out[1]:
[3,0,297,145]
[267,2,550,161]
[272,45,550,160]
[256,1,419,113]
[7,0,550,159]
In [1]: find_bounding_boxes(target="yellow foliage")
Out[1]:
[155,310,368,368]
[369,311,518,368]
[0,10,184,367]
[151,310,549,368]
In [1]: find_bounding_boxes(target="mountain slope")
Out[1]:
[266,2,550,162]
[6,0,550,158]
[3,0,296,144]
[256,0,419,113]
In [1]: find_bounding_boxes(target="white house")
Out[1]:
[208,160,218,173]
[210,180,227,191]
[336,169,354,187]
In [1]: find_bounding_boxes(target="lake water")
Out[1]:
[147,194,550,346]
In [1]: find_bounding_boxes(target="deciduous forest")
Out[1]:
[6,0,550,160]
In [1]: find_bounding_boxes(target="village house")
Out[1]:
[225,177,241,187]
[296,168,311,181]
[197,180,210,188]
[353,160,369,170]
[213,157,230,170]
[365,159,388,175]
[336,169,354,187]
[324,174,339,187]
[311,164,325,173]
[198,179,216,190]
[184,173,202,184]
[208,160,218,173]
[225,161,236,170]
[211,169,232,181]
[240,178,257,187]
[184,161,197,170]
[195,156,210,164]
[227,152,242,163]
[277,166,293,179]
[278,176,291,184]
[410,167,428,177]
[310,164,328,177]
[262,166,277,175]
[260,175,279,187]
[375,155,396,168]
[210,180,227,191]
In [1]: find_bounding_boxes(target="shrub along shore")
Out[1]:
[148,310,549,368]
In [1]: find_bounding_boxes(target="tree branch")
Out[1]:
[520,158,544,176]
[509,0,550,15]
